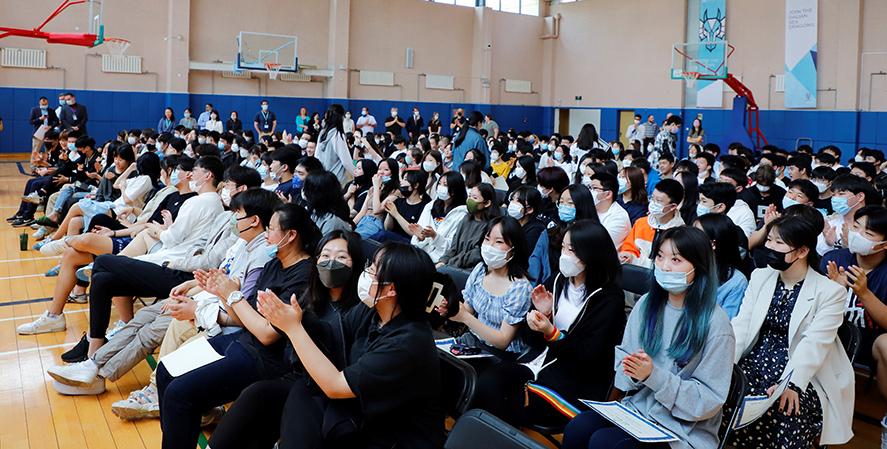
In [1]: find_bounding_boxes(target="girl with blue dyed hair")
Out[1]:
[563,226,735,449]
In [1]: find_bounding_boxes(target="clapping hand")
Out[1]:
[622,350,654,381]
[531,285,553,316]
[257,290,302,334]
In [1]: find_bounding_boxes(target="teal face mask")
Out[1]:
[654,265,694,294]
[558,205,576,222]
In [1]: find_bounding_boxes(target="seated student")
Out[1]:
[475,220,625,427]
[302,170,352,235]
[619,179,685,267]
[781,178,819,210]
[536,167,571,224]
[693,214,748,318]
[259,151,278,191]
[698,182,755,241]
[695,152,717,185]
[47,188,275,398]
[410,171,468,263]
[268,146,301,200]
[719,167,759,217]
[728,216,855,448]
[811,165,837,214]
[749,164,786,220]
[156,203,320,449]
[590,172,631,248]
[822,206,887,431]
[344,158,377,219]
[78,156,226,357]
[291,156,324,207]
[852,161,877,184]
[219,242,446,449]
[450,216,533,359]
[819,174,878,254]
[506,154,538,195]
[354,158,400,237]
[16,156,197,336]
[507,186,546,253]
[563,226,734,449]
[760,152,789,189]
[786,155,812,181]
[616,166,649,225]
[437,183,500,270]
[384,169,431,240]
[460,159,491,192]
[548,184,598,275]
[674,167,700,226]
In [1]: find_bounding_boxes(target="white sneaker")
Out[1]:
[106,320,127,340]
[47,359,100,387]
[17,311,66,335]
[22,192,43,204]
[52,378,105,396]
[33,227,47,240]
[39,237,70,256]
[111,386,159,421]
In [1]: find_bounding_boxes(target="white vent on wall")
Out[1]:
[279,72,312,82]
[360,70,395,86]
[425,74,454,90]
[102,54,142,73]
[505,79,532,93]
[775,75,786,92]
[1,48,47,69]
[406,48,414,69]
[222,71,253,79]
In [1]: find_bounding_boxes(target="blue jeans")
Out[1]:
[562,410,670,449]
[53,186,88,212]
[156,330,261,449]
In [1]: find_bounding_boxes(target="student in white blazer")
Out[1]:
[729,215,854,448]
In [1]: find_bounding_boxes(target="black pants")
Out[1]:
[209,378,328,449]
[475,361,571,428]
[88,213,125,232]
[88,254,193,339]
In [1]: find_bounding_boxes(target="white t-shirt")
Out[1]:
[598,201,631,248]
[726,200,756,238]
[554,280,587,330]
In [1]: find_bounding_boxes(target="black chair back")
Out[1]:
[837,319,861,364]
[361,239,382,264]
[439,350,478,419]
[445,409,549,449]
[620,263,652,296]
[718,364,748,449]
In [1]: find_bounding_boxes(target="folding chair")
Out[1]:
[439,350,478,419]
[718,364,748,449]
[445,409,548,449]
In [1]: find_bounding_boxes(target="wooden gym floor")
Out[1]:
[0,153,881,448]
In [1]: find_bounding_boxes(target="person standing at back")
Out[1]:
[451,111,488,169]
[385,107,405,136]
[197,103,213,130]
[625,114,642,146]
[405,107,424,140]
[356,107,377,135]
[295,107,309,134]
[642,114,657,150]
[254,100,277,138]
[450,108,466,134]
[315,104,356,185]
[59,92,88,136]
[482,113,499,139]
[30,96,59,171]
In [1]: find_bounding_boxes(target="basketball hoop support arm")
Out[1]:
[724,73,769,149]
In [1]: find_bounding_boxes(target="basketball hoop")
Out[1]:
[265,63,281,80]
[682,71,700,89]
[104,37,131,58]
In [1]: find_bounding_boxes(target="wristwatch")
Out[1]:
[226,291,244,307]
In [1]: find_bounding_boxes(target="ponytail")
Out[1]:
[454,111,484,147]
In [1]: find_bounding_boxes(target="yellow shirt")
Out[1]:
[491,160,512,179]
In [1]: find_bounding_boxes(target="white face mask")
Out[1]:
[622,159,632,168]
[634,119,640,124]
[856,155,865,163]
[757,184,770,193]
[220,188,233,206]
[198,137,206,145]
[592,190,607,205]
[513,166,526,179]
[848,230,886,256]
[239,147,249,158]
[422,161,438,173]
[812,181,828,194]
[581,176,592,188]
[298,139,308,149]
[128,136,137,145]
[481,244,512,269]
[357,271,378,308]
[507,202,525,220]
[189,174,207,193]
[648,201,671,219]
[436,185,450,200]
[391,111,398,117]
[559,254,585,278]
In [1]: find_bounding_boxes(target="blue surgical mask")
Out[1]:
[782,196,801,209]
[170,170,181,186]
[218,142,226,150]
[292,176,304,189]
[265,231,290,258]
[558,205,576,222]
[696,203,711,217]
[554,152,563,161]
[611,146,620,155]
[832,196,857,216]
[257,165,269,179]
[617,177,629,195]
[155,142,163,151]
[654,265,695,294]
[381,175,392,183]
[540,144,549,151]
[528,137,535,144]
[67,142,76,151]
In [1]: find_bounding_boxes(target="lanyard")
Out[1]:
[262,111,269,121]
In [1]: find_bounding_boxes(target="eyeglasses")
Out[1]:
[364,260,377,277]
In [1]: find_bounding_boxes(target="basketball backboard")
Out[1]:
[671,40,732,80]
[236,32,298,73]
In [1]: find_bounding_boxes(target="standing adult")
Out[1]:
[54,93,66,127]
[197,103,213,130]
[450,108,466,134]
[482,113,499,139]
[254,100,277,138]
[29,97,59,169]
[428,112,442,135]
[687,118,705,147]
[452,111,488,169]
[624,114,642,145]
[157,108,176,134]
[179,108,197,130]
[405,107,424,139]
[227,111,243,133]
[342,110,355,134]
[356,107,377,135]
[642,114,657,151]
[384,107,405,136]
[59,92,88,136]
[295,107,310,134]
[315,104,356,185]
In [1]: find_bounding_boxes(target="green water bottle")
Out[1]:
[20,232,28,251]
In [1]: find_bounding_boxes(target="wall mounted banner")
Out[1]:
[697,0,726,108]
[785,0,817,108]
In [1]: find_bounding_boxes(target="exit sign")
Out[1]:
[575,96,582,100]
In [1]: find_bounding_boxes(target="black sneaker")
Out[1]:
[61,333,89,363]
[12,218,35,228]
[6,214,21,223]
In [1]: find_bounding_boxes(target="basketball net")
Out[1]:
[682,71,700,89]
[265,63,281,80]
[104,38,131,61]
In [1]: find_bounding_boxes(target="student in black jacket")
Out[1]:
[475,219,625,427]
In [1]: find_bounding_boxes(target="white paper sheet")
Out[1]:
[733,370,793,430]
[159,336,224,377]
[580,400,679,443]
[434,338,493,359]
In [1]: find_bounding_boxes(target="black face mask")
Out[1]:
[399,186,412,196]
[353,175,365,185]
[317,259,352,289]
[764,247,797,271]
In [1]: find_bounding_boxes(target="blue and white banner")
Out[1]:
[697,0,726,108]
[785,0,817,108]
